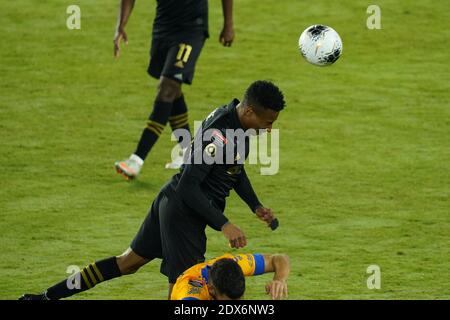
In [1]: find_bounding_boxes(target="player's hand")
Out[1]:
[221,222,246,248]
[265,280,288,300]
[255,206,276,227]
[114,27,128,58]
[219,25,234,47]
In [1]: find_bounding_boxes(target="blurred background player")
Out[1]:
[114,0,235,180]
[171,253,290,300]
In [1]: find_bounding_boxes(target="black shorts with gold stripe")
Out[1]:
[147,32,206,85]
[130,181,207,283]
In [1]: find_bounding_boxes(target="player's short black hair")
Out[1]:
[210,258,245,299]
[243,80,286,112]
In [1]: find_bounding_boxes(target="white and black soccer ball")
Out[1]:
[298,24,343,66]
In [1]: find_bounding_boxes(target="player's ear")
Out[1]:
[207,283,216,298]
[244,105,256,116]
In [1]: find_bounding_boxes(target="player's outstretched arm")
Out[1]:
[219,0,234,46]
[234,169,278,229]
[263,254,290,300]
[114,0,136,58]
[234,168,262,212]
[177,164,247,249]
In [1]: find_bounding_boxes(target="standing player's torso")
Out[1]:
[153,0,209,38]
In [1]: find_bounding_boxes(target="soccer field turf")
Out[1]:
[1,0,449,299]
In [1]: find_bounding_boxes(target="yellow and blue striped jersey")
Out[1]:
[170,253,265,300]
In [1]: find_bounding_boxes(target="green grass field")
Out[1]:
[1,0,449,299]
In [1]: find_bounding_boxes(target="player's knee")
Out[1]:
[157,78,181,102]
[156,85,178,102]
[117,257,142,275]
[116,249,148,275]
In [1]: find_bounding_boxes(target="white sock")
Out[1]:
[130,154,144,166]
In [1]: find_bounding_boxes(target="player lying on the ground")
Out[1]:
[19,80,286,300]
[171,253,290,300]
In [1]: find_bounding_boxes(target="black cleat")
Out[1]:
[19,293,49,300]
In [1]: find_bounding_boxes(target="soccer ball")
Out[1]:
[298,24,343,66]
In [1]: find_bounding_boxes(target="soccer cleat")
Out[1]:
[165,147,187,170]
[114,154,143,180]
[19,293,49,300]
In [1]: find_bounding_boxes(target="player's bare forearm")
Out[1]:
[271,254,290,282]
[221,0,233,28]
[220,0,234,46]
[263,254,290,299]
[116,0,136,30]
[114,0,135,57]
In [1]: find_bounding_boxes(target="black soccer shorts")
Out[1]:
[147,32,206,85]
[130,190,207,283]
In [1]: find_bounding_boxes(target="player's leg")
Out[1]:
[158,192,207,298]
[164,92,190,170]
[116,247,150,275]
[19,248,150,300]
[115,37,181,180]
[20,195,164,300]
[134,76,182,160]
[115,76,181,179]
[165,34,206,169]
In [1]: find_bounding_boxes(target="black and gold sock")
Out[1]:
[134,100,172,160]
[169,95,190,146]
[45,257,121,300]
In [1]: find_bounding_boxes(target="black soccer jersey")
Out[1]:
[162,99,262,231]
[188,99,249,206]
[153,0,209,39]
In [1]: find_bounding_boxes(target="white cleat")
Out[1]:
[115,154,143,180]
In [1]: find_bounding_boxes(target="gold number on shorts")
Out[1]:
[176,43,193,63]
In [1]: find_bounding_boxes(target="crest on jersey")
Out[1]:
[204,143,217,157]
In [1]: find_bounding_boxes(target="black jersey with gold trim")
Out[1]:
[189,99,250,209]
[161,99,259,230]
[153,0,209,39]
[169,99,248,209]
